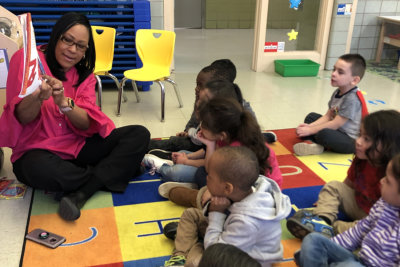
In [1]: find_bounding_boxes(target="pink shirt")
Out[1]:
[0,46,115,162]
[216,140,283,188]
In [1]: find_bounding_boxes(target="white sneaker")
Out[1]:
[293,142,324,156]
[142,154,173,173]
[158,182,198,199]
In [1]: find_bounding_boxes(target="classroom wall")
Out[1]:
[351,0,400,60]
[149,0,164,29]
[204,0,256,29]
[325,0,356,70]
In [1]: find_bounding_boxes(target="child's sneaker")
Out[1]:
[286,209,334,239]
[148,149,172,160]
[164,255,186,266]
[142,154,173,174]
[263,131,277,143]
[163,221,179,240]
[293,141,324,156]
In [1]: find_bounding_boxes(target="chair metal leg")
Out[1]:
[95,75,102,110]
[118,78,126,116]
[106,72,121,91]
[131,81,141,103]
[123,91,128,103]
[165,78,183,108]
[156,81,166,122]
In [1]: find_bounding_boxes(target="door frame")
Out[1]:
[252,0,334,72]
[163,0,335,72]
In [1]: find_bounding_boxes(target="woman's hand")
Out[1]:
[42,74,67,108]
[37,79,53,101]
[16,78,54,124]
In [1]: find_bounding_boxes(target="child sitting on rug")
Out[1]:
[295,153,400,267]
[155,97,282,209]
[147,59,265,157]
[143,80,251,183]
[163,146,291,267]
[293,53,368,156]
[287,110,400,238]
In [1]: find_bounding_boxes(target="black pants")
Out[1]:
[194,166,208,188]
[304,112,355,154]
[13,125,150,193]
[148,136,203,153]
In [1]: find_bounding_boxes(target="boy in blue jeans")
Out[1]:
[295,154,400,266]
[294,54,368,156]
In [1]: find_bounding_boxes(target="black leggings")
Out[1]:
[13,125,150,193]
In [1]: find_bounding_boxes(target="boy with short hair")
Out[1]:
[163,146,291,267]
[294,153,400,266]
[293,54,368,156]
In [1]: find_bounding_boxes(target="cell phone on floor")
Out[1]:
[26,228,66,249]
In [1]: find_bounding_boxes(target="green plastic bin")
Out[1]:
[274,59,320,77]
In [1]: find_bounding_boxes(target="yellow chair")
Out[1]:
[92,26,120,110]
[119,29,183,122]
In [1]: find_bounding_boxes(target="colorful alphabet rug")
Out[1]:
[21,129,352,266]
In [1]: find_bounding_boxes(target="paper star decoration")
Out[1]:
[287,29,298,41]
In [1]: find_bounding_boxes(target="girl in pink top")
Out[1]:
[157,97,282,211]
[0,13,149,221]
[196,97,282,187]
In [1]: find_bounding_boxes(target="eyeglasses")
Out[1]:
[60,35,89,52]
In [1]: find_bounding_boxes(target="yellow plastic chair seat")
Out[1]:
[123,66,170,81]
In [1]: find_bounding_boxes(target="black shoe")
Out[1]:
[53,191,65,201]
[263,131,277,143]
[148,149,172,160]
[163,221,178,240]
[58,191,87,221]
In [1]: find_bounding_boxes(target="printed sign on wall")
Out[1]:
[337,4,352,15]
[265,42,285,52]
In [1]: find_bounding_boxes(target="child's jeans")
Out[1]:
[159,164,198,183]
[159,150,199,183]
[298,233,364,267]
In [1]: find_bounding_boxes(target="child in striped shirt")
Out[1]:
[295,153,400,266]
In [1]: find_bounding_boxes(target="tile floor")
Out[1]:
[1,28,400,267]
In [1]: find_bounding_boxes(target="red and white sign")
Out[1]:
[264,42,285,52]
[18,13,41,98]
